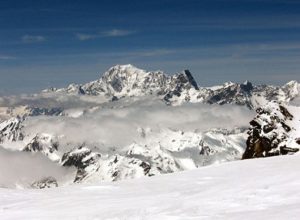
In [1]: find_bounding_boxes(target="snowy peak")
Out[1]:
[82,64,168,96]
[103,64,147,79]
[99,64,162,95]
[101,64,149,90]
[99,65,200,94]
[61,146,101,182]
[80,64,201,102]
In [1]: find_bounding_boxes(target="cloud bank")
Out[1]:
[0,147,74,188]
[22,97,254,150]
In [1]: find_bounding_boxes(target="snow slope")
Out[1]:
[1,154,300,220]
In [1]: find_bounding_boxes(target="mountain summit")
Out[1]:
[45,64,201,104]
[43,64,300,108]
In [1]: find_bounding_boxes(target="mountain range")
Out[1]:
[44,64,300,108]
[0,64,299,188]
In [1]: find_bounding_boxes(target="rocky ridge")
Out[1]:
[243,101,300,159]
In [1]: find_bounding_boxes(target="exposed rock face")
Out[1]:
[61,146,158,183]
[163,70,200,104]
[61,146,101,183]
[28,107,63,117]
[0,117,24,143]
[207,81,254,108]
[242,102,300,159]
[23,134,60,162]
[31,177,58,189]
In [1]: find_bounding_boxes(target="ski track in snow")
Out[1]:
[1,154,300,220]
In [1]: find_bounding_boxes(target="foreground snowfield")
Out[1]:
[1,154,300,220]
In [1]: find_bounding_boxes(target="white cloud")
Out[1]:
[18,96,254,150]
[0,94,254,187]
[101,29,135,37]
[76,29,135,41]
[21,35,46,43]
[0,146,74,188]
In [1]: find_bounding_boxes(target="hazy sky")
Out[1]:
[0,0,300,94]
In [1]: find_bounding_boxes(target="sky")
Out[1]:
[0,0,300,94]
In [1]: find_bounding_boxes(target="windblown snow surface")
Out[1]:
[1,154,300,220]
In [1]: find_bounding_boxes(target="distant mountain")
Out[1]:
[1,64,299,123]
[44,64,201,105]
[44,64,300,108]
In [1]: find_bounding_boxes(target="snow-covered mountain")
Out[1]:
[44,64,201,105]
[1,64,299,122]
[1,64,300,189]
[42,64,300,108]
[0,112,248,187]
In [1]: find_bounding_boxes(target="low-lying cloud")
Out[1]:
[22,97,254,150]
[0,147,74,188]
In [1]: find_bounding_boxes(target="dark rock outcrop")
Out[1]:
[23,134,60,162]
[243,102,299,159]
[207,81,254,108]
[61,146,101,182]
[31,177,58,189]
